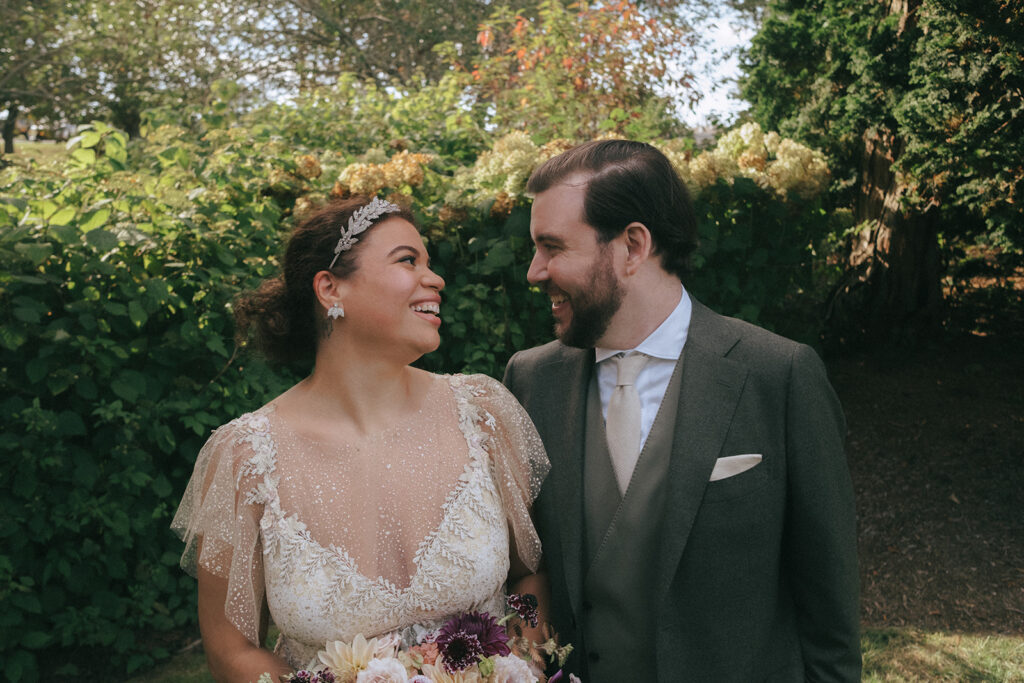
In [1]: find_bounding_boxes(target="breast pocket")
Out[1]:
[701,455,771,503]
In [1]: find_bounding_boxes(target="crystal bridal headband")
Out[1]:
[329,197,401,268]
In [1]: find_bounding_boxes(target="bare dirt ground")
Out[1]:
[830,273,1024,636]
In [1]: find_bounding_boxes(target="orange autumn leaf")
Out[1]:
[476,28,493,47]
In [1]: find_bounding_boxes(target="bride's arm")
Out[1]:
[508,545,551,645]
[198,566,291,683]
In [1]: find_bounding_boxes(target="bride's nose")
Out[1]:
[424,267,444,291]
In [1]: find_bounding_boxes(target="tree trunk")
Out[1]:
[2,104,17,157]
[824,128,942,347]
[822,0,941,348]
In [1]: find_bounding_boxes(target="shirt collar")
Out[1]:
[595,284,691,363]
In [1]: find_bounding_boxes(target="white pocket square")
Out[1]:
[709,454,762,482]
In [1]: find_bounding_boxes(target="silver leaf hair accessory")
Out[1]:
[329,197,401,268]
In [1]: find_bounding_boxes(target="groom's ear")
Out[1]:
[621,222,653,276]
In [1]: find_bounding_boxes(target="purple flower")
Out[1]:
[437,611,510,671]
[548,670,564,683]
[506,593,539,628]
[289,671,313,683]
[315,671,336,683]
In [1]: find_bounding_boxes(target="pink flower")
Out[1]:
[374,632,402,659]
[411,641,440,666]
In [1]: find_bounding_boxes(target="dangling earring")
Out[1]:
[323,302,344,339]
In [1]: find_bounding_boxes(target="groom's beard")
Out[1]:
[557,248,624,349]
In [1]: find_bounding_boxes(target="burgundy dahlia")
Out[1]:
[506,592,539,628]
[437,611,511,671]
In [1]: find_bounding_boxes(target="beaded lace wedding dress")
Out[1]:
[172,374,549,670]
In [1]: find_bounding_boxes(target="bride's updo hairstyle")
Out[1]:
[234,197,415,365]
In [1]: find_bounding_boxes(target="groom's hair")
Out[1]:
[527,139,698,279]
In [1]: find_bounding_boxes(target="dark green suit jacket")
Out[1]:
[503,298,861,682]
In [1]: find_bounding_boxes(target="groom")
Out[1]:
[503,140,861,682]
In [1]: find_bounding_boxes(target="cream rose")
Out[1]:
[354,656,409,683]
[489,654,538,683]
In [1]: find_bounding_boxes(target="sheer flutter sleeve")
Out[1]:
[170,416,268,646]
[465,374,551,572]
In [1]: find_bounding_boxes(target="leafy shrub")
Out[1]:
[0,122,301,679]
[0,115,832,679]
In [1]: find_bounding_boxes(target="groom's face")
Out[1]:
[528,176,624,348]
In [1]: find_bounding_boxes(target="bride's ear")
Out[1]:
[313,270,348,313]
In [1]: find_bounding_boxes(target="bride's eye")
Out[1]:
[398,255,416,265]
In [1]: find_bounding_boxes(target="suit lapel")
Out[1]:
[544,345,592,618]
[654,299,748,600]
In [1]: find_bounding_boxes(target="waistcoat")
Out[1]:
[581,354,684,682]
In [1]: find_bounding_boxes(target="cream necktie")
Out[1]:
[606,352,649,494]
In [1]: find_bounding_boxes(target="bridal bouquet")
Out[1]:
[263,594,575,683]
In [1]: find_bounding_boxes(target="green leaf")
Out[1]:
[71,147,96,166]
[104,301,128,317]
[111,370,146,402]
[10,592,42,614]
[49,206,77,227]
[49,224,79,244]
[205,335,229,357]
[80,130,102,149]
[106,139,128,164]
[21,631,51,649]
[152,476,173,498]
[57,411,87,436]
[13,242,53,265]
[0,326,26,350]
[85,229,119,251]
[4,649,34,681]
[80,208,111,232]
[25,357,48,384]
[128,300,149,327]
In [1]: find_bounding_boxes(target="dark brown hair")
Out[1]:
[234,197,415,365]
[526,139,698,279]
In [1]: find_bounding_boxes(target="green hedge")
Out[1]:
[0,119,832,680]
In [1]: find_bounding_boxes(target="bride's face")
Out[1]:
[339,217,445,359]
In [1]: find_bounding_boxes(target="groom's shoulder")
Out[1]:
[508,339,576,370]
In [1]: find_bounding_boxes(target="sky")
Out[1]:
[676,11,757,128]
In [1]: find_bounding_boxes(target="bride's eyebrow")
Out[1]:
[387,245,421,257]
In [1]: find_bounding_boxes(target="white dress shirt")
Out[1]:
[595,285,691,451]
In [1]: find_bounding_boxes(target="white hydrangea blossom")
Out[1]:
[662,122,829,200]
[446,132,542,207]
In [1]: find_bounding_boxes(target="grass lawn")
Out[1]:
[5,138,69,166]
[861,628,1024,682]
[135,627,1024,682]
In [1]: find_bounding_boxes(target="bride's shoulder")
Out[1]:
[446,372,508,397]
[199,403,279,471]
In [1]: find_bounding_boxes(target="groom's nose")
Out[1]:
[527,249,547,284]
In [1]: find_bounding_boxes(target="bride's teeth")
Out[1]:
[412,303,439,314]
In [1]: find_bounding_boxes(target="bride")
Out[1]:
[172,197,550,681]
